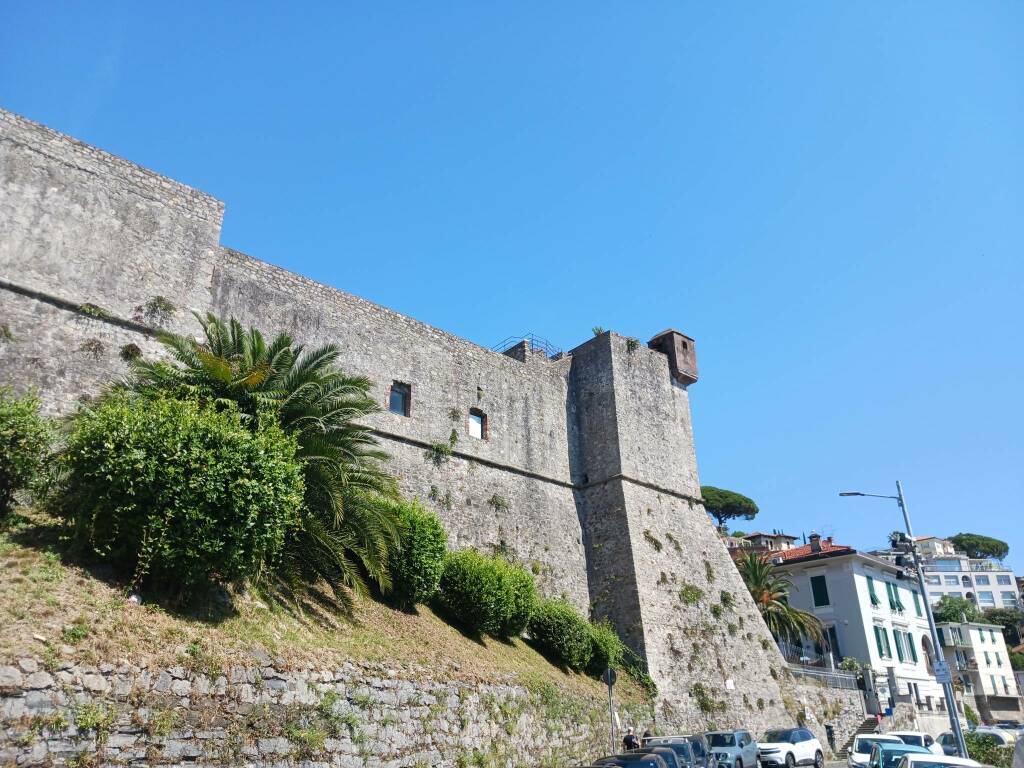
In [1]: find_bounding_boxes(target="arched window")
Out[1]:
[468,408,487,440]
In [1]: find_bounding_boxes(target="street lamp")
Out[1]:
[840,481,969,758]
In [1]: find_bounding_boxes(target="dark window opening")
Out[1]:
[810,574,830,607]
[389,382,411,416]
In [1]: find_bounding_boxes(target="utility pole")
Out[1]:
[840,482,969,758]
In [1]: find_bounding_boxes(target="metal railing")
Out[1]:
[787,664,860,690]
[491,333,562,359]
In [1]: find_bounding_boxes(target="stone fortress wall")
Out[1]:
[1,108,855,736]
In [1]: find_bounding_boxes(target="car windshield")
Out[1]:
[764,730,794,743]
[856,738,895,754]
[895,736,924,747]
[708,734,737,747]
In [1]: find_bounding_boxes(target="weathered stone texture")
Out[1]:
[0,654,652,767]
[0,107,868,738]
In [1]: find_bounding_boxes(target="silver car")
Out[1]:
[706,730,758,768]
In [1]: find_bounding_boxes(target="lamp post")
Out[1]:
[839,482,969,758]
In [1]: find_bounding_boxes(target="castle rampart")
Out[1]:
[1,107,810,733]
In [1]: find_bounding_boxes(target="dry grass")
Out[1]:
[0,507,646,705]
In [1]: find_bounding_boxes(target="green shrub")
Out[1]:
[588,618,625,674]
[390,499,448,609]
[60,395,304,599]
[528,598,593,671]
[964,732,1011,768]
[963,704,979,727]
[438,549,537,638]
[0,388,52,513]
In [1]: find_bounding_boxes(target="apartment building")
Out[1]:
[773,535,947,716]
[936,620,1022,723]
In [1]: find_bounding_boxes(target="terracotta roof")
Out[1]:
[769,539,855,563]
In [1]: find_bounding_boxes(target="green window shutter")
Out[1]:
[908,634,919,663]
[895,631,905,662]
[886,582,898,611]
[893,586,905,612]
[868,577,880,606]
[874,626,885,657]
[883,629,893,658]
[912,591,922,617]
[938,627,946,646]
[811,575,830,607]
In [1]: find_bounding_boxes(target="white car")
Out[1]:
[973,726,1017,745]
[886,732,944,755]
[757,728,824,768]
[893,755,981,768]
[849,735,905,768]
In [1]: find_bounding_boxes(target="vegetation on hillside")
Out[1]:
[736,552,822,643]
[701,486,759,532]
[0,389,52,514]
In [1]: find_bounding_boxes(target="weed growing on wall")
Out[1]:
[643,529,663,552]
[678,583,704,605]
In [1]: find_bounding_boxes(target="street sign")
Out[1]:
[933,660,952,684]
[602,668,617,687]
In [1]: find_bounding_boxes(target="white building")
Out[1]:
[744,531,798,552]
[935,620,1022,723]
[772,534,947,720]
[914,537,957,558]
[921,554,1020,610]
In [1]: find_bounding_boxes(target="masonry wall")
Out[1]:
[0,653,652,767]
[0,107,844,736]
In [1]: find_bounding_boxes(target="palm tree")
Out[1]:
[736,552,823,644]
[126,313,402,609]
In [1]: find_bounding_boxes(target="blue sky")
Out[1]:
[3,3,1022,570]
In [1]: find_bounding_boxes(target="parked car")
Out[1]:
[892,755,981,768]
[706,730,758,768]
[848,735,905,768]
[643,737,697,768]
[886,732,943,755]
[631,746,683,768]
[973,726,1017,745]
[643,741,700,768]
[867,742,931,768]
[757,728,824,768]
[647,734,714,768]
[593,754,670,768]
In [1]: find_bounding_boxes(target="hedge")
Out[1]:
[389,499,448,609]
[438,549,537,638]
[60,395,304,599]
[0,388,51,513]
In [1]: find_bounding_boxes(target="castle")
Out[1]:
[0,108,795,731]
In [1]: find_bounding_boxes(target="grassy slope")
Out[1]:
[0,507,647,706]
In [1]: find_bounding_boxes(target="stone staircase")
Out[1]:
[838,718,880,759]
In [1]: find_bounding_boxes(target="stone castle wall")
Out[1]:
[0,107,824,734]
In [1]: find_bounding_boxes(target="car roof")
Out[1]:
[887,732,929,737]
[856,735,903,742]
[876,744,931,753]
[904,756,980,766]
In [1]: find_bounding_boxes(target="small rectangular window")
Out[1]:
[1002,591,1017,606]
[468,408,487,440]
[997,575,1012,585]
[979,591,995,606]
[944,575,960,586]
[810,575,830,607]
[975,575,990,586]
[388,382,411,416]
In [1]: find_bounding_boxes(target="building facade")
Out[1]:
[0,107,801,732]
[936,621,1022,723]
[773,536,947,718]
[921,555,1020,610]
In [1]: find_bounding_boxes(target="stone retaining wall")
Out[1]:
[0,652,653,767]
[783,676,867,758]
